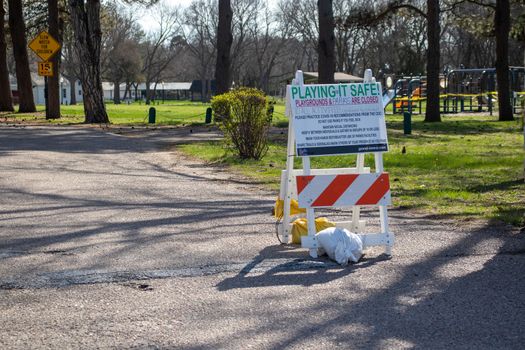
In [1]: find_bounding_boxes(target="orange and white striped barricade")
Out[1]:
[276,69,394,258]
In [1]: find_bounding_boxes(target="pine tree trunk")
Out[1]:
[145,81,151,104]
[123,82,131,100]
[424,0,441,122]
[47,0,61,119]
[66,76,77,105]
[495,0,513,121]
[113,81,120,104]
[0,1,13,111]
[215,0,232,94]
[68,76,77,105]
[317,0,335,84]
[201,78,206,102]
[69,0,108,123]
[8,0,36,113]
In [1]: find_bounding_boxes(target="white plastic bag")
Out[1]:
[316,227,363,266]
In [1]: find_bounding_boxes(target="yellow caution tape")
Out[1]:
[395,92,525,99]
[394,97,426,101]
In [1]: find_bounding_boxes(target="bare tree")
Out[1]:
[450,0,515,121]
[495,0,513,120]
[103,5,143,104]
[244,0,293,92]
[61,23,80,105]
[343,1,440,121]
[333,0,362,74]
[69,0,108,123]
[0,0,14,111]
[8,0,36,112]
[47,0,61,119]
[229,0,259,86]
[111,40,142,103]
[181,0,217,102]
[318,0,335,83]
[215,0,233,94]
[141,3,181,104]
[425,0,440,122]
[278,0,319,71]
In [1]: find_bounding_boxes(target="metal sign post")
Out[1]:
[44,76,48,119]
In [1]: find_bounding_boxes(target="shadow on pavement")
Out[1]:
[217,244,390,290]
[0,126,157,154]
[213,221,525,349]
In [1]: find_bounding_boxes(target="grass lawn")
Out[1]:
[0,99,288,127]
[179,114,525,226]
[2,100,523,226]
[1,101,215,126]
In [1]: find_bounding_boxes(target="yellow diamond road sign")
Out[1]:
[29,31,61,62]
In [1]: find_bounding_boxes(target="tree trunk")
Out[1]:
[8,0,36,113]
[424,0,441,122]
[317,0,335,84]
[145,80,151,104]
[201,78,206,102]
[44,0,62,116]
[47,0,61,119]
[153,81,158,103]
[123,82,131,100]
[67,76,77,105]
[495,0,513,121]
[113,80,120,104]
[215,0,233,94]
[0,1,13,111]
[69,0,108,123]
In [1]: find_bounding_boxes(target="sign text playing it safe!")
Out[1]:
[288,82,389,156]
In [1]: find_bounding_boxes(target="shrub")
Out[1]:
[211,93,231,123]
[266,99,275,124]
[211,88,270,160]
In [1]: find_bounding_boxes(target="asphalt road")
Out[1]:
[1,125,524,349]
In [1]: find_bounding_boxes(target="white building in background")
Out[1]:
[9,73,82,105]
[10,74,193,105]
[60,79,83,105]
[101,82,193,101]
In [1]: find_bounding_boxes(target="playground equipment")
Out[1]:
[384,67,525,115]
[389,76,426,115]
[443,68,496,114]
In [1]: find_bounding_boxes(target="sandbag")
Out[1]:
[316,227,363,266]
[290,217,335,244]
[274,198,306,220]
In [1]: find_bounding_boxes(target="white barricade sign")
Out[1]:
[277,69,394,258]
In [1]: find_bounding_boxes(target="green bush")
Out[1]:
[266,99,275,124]
[211,93,231,123]
[211,88,270,160]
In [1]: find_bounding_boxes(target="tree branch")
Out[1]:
[345,1,427,30]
